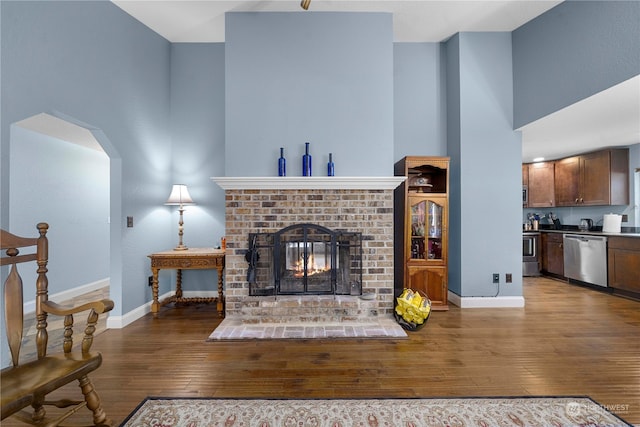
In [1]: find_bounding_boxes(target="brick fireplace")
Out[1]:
[211,176,405,330]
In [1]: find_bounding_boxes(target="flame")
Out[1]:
[291,254,330,277]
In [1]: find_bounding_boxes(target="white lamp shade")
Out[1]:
[165,184,195,205]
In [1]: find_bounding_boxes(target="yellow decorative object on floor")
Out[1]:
[395,288,431,330]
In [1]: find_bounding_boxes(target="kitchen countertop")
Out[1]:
[527,227,640,238]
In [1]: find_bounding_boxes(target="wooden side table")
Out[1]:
[148,248,225,316]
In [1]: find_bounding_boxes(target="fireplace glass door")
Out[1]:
[248,224,362,296]
[281,239,333,294]
[277,224,334,294]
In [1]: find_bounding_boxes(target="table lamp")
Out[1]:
[165,184,195,251]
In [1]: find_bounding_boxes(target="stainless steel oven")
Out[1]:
[523,232,540,276]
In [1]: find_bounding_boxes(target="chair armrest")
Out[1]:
[41,299,114,354]
[42,299,115,316]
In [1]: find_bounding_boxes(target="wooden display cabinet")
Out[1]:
[395,156,449,310]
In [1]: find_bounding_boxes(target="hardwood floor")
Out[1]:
[5,276,639,426]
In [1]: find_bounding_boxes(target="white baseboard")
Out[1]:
[106,299,152,329]
[23,281,220,329]
[23,278,109,314]
[448,291,525,308]
[106,290,219,329]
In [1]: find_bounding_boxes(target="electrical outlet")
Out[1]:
[127,216,134,227]
[506,273,512,283]
[148,276,153,287]
[492,273,499,284]
[622,214,628,222]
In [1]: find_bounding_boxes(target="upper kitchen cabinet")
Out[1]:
[522,164,529,207]
[527,161,555,207]
[555,149,629,206]
[554,156,580,206]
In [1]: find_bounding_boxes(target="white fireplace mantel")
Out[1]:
[211,176,406,190]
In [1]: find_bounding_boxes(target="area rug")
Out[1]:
[119,396,632,427]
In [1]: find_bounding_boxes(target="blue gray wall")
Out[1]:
[169,43,226,291]
[394,43,447,160]
[513,0,640,128]
[9,126,110,293]
[1,0,174,321]
[445,35,463,297]
[447,33,523,298]
[225,12,394,177]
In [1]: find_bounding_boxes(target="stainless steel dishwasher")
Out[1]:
[563,234,608,287]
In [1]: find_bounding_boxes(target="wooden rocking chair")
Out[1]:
[1,223,114,426]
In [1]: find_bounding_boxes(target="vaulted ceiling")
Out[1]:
[19,2,639,162]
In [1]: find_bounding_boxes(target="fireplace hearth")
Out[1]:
[247,224,362,297]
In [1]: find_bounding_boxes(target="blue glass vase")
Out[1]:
[278,147,286,176]
[302,142,312,176]
[327,153,335,176]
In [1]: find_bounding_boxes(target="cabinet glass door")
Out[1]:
[410,200,426,259]
[410,199,444,260]
[427,200,443,259]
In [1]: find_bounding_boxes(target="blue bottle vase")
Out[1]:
[302,142,312,176]
[278,147,286,176]
[327,153,335,176]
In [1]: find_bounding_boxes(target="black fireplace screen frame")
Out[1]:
[247,224,362,297]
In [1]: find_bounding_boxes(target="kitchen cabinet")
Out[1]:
[554,149,629,206]
[541,232,564,278]
[608,237,640,295]
[522,164,529,207]
[527,161,555,207]
[395,156,449,310]
[554,156,580,207]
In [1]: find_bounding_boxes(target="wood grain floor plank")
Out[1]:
[2,277,638,425]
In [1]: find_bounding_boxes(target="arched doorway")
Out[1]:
[9,112,122,323]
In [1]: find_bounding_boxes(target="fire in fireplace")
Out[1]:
[247,224,362,296]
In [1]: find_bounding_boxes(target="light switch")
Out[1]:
[127,216,133,227]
